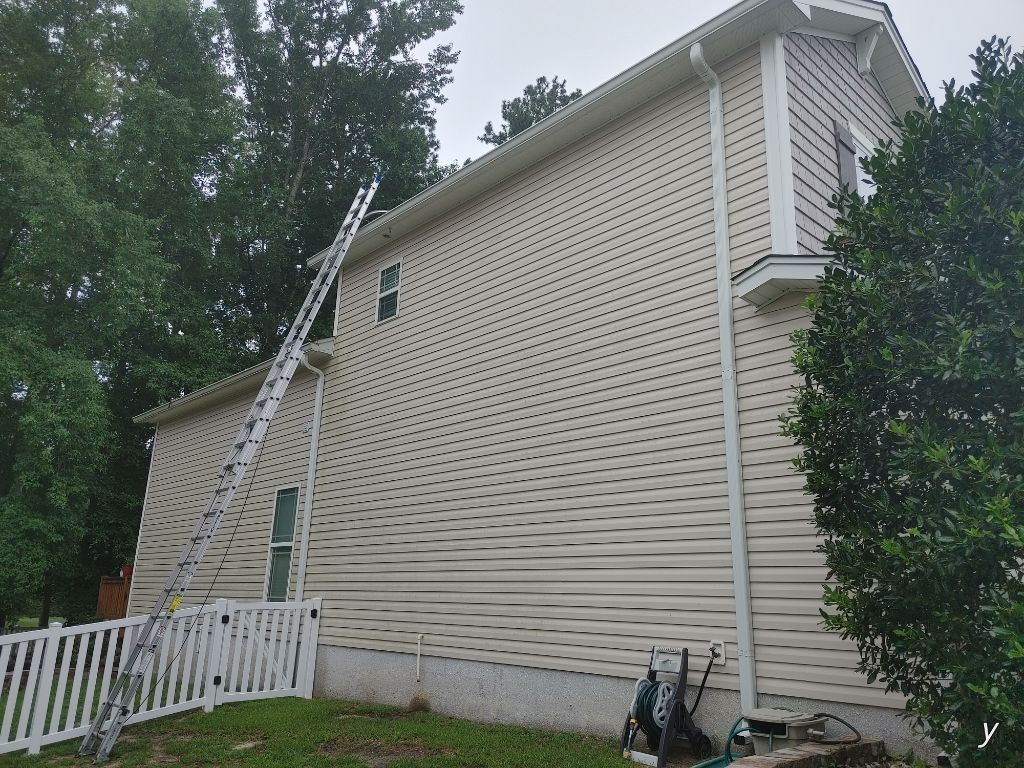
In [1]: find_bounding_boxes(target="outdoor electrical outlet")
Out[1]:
[709,640,726,665]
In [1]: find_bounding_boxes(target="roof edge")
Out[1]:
[134,338,335,426]
[308,0,926,273]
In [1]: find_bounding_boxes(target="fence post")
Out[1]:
[301,598,321,699]
[204,600,229,713]
[28,622,63,754]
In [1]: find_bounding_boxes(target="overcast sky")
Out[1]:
[418,0,1024,165]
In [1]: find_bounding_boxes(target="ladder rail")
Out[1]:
[78,174,381,761]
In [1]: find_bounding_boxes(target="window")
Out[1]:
[376,262,401,322]
[851,130,874,198]
[265,486,299,602]
[834,119,875,198]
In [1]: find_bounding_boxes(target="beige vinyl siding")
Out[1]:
[734,293,898,707]
[306,46,765,687]
[785,32,899,254]
[128,372,316,615]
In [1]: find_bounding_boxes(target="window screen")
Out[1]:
[377,262,401,322]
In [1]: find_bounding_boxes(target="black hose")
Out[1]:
[813,712,862,744]
[688,652,716,715]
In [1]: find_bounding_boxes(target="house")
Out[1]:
[128,0,932,754]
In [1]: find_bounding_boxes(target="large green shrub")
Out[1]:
[784,39,1023,766]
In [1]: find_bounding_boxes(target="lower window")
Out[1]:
[265,486,299,601]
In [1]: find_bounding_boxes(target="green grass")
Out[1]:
[0,697,629,767]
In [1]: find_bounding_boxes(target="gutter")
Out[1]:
[689,42,758,713]
[294,351,326,601]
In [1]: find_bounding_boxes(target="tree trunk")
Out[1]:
[38,572,53,627]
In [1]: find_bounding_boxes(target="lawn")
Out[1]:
[0,697,631,768]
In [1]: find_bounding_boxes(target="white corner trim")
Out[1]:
[690,41,758,714]
[856,23,882,75]
[759,32,798,256]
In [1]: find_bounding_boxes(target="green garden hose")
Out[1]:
[630,678,675,740]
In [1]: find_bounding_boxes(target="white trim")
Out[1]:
[733,254,831,306]
[690,42,758,714]
[848,121,875,197]
[126,428,160,614]
[790,25,855,43]
[856,23,882,75]
[759,32,798,255]
[374,258,403,324]
[263,484,301,602]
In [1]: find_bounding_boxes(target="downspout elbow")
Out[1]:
[689,42,721,92]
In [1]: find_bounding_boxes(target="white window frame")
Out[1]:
[849,124,875,199]
[375,259,402,324]
[263,483,301,602]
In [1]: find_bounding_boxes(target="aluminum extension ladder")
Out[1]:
[78,174,382,762]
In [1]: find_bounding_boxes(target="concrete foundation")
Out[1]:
[314,644,937,762]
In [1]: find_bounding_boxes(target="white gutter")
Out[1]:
[690,42,758,713]
[294,352,326,601]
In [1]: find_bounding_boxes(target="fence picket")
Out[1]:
[283,607,302,691]
[80,631,104,728]
[264,611,282,690]
[179,616,199,703]
[15,637,43,740]
[270,610,290,696]
[96,628,118,718]
[0,644,12,732]
[240,611,258,694]
[49,636,73,733]
[2,641,29,742]
[166,618,186,707]
[251,611,269,692]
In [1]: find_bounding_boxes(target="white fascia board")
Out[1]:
[133,338,335,425]
[733,254,831,306]
[308,0,813,270]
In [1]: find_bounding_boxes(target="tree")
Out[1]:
[0,0,464,624]
[479,75,581,146]
[215,0,462,354]
[783,39,1024,767]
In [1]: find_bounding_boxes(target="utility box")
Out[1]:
[741,708,826,755]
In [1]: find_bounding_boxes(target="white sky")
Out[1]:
[419,0,1024,165]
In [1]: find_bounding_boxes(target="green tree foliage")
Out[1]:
[784,39,1023,766]
[0,0,461,624]
[479,75,582,146]
[216,0,462,352]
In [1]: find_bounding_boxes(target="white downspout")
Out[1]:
[294,352,326,601]
[690,42,757,713]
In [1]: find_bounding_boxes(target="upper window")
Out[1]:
[265,486,299,602]
[850,129,874,199]
[834,119,875,199]
[377,262,401,322]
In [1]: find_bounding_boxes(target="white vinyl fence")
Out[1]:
[0,598,321,755]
